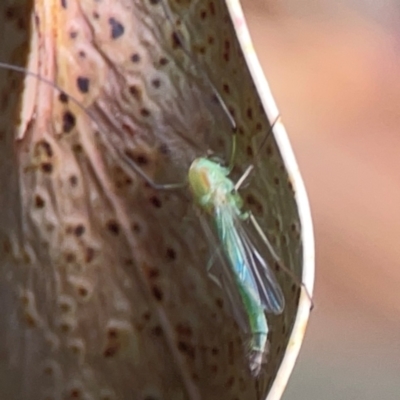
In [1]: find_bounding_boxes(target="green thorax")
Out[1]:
[188,157,244,215]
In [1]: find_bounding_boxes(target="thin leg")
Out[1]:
[0,62,187,191]
[121,152,186,190]
[249,212,314,306]
[234,116,282,191]
[235,164,255,191]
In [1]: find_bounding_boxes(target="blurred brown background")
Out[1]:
[241,1,400,399]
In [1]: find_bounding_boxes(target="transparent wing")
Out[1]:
[197,214,251,335]
[218,205,285,315]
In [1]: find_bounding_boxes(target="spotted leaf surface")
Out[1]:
[0,1,314,400]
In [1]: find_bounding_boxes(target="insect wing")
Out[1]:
[230,211,285,315]
[197,214,252,335]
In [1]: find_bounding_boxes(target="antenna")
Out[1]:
[234,115,281,191]
[0,61,186,190]
[159,0,238,164]
[160,1,237,128]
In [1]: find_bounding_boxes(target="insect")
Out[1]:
[188,155,285,376]
[157,2,287,375]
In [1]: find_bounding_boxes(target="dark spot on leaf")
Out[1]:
[140,108,150,117]
[131,53,141,63]
[34,195,45,208]
[177,341,195,359]
[36,139,53,157]
[151,78,161,89]
[108,328,118,339]
[74,224,85,237]
[85,247,95,263]
[159,57,168,66]
[109,17,124,39]
[166,247,176,261]
[225,376,235,388]
[132,222,141,233]
[151,285,163,301]
[5,6,17,19]
[76,76,89,93]
[62,110,76,133]
[69,388,82,398]
[159,143,169,155]
[209,2,216,15]
[69,175,78,187]
[3,239,11,255]
[128,84,142,101]
[69,30,78,39]
[136,154,148,165]
[125,259,134,266]
[171,31,181,48]
[61,0,67,9]
[150,196,162,208]
[72,143,83,153]
[246,194,255,205]
[192,372,199,381]
[103,343,119,358]
[59,92,69,103]
[41,163,53,173]
[59,320,73,333]
[16,17,26,30]
[143,312,151,321]
[106,220,120,235]
[65,252,76,263]
[147,268,159,279]
[215,298,224,309]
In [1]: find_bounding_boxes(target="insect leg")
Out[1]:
[160,0,238,169]
[234,115,281,192]
[249,212,314,308]
[0,62,186,192]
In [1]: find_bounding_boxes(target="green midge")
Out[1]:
[188,157,284,375]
